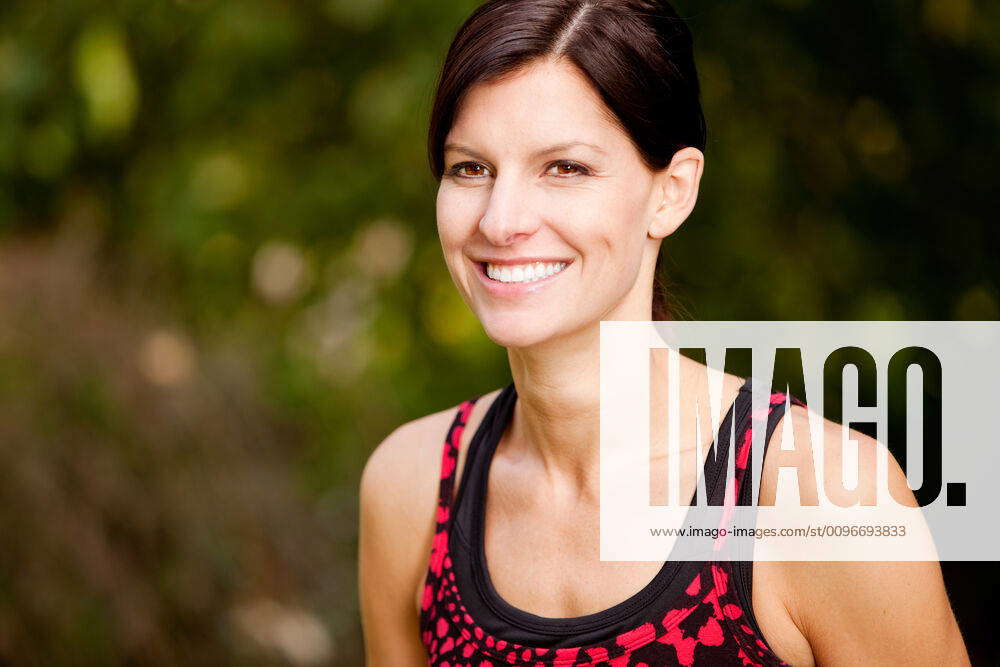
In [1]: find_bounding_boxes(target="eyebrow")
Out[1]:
[442,141,607,162]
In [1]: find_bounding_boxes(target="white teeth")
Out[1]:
[485,261,568,284]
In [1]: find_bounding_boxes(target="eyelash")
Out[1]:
[445,160,591,179]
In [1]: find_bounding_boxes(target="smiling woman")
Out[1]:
[432,57,697,349]
[358,1,969,666]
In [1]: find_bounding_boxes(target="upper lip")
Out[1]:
[472,256,573,266]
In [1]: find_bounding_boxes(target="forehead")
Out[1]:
[446,57,629,153]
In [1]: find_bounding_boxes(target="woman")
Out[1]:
[359,1,969,664]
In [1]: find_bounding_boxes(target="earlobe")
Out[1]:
[647,198,671,239]
[646,197,674,240]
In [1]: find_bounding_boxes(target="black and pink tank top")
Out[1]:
[420,378,805,666]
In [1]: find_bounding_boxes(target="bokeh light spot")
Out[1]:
[252,240,312,305]
[140,329,196,387]
[73,20,139,140]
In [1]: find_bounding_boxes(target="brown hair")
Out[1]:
[428,0,705,320]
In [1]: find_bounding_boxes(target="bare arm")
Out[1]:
[780,558,968,666]
[758,406,970,666]
[359,417,447,666]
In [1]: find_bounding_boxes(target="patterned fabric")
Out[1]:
[420,390,803,666]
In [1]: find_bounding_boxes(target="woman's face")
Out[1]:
[436,57,671,348]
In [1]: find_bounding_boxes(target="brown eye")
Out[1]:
[548,161,588,177]
[449,161,490,178]
[555,162,578,175]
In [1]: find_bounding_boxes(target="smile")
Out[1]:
[484,261,568,284]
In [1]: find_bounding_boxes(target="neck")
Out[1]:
[506,321,601,494]
[503,280,658,496]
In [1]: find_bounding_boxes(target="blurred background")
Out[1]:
[0,0,996,664]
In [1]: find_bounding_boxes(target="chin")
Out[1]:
[478,312,563,349]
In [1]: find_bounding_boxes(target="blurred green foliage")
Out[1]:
[0,0,996,664]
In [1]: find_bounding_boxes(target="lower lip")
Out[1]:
[473,261,571,297]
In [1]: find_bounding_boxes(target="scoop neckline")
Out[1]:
[469,378,753,634]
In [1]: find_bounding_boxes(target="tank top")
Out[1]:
[420,378,806,666]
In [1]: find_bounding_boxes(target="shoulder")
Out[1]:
[358,389,504,659]
[360,388,502,511]
[754,401,968,665]
[758,400,916,508]
[359,388,503,558]
[361,400,467,525]
[358,406,457,583]
[361,405,458,499]
[357,404,463,658]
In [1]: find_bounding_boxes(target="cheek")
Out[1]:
[572,190,650,266]
[436,186,482,249]
[435,189,457,244]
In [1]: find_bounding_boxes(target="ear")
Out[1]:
[647,147,705,240]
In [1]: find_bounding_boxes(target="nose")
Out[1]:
[478,173,541,246]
